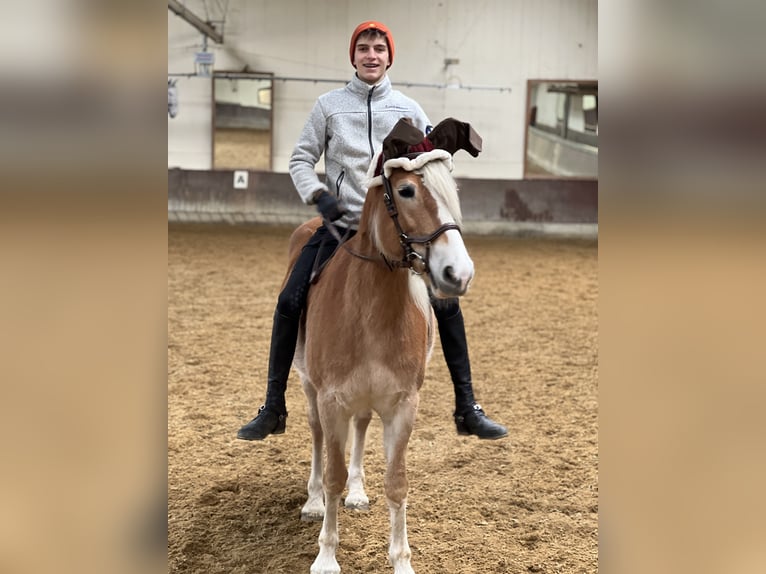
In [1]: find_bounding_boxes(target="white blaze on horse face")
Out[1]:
[427,200,474,297]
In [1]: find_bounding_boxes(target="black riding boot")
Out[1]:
[237,311,299,440]
[436,304,508,440]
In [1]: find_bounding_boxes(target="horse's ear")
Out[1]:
[426,118,483,157]
[382,118,427,159]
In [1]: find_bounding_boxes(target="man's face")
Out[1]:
[353,34,389,85]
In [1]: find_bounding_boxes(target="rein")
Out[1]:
[311,218,381,283]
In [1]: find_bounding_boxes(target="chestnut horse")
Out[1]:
[286,119,481,574]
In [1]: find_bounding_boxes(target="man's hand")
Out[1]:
[315,191,345,222]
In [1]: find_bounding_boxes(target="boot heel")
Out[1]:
[454,414,470,435]
[273,413,287,434]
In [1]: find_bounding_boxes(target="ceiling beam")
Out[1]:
[168,0,223,44]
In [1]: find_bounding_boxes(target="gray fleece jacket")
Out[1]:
[289,73,430,229]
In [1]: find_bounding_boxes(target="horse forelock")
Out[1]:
[419,160,463,227]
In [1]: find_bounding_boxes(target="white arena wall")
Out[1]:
[168,0,598,181]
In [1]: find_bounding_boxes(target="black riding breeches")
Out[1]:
[275,224,356,319]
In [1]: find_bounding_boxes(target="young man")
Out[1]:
[237,21,507,441]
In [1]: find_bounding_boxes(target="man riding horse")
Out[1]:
[237,20,507,442]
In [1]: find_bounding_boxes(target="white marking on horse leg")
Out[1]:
[345,410,371,511]
[301,379,325,522]
[310,494,341,574]
[388,498,415,574]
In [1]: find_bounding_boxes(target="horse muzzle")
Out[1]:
[428,258,474,298]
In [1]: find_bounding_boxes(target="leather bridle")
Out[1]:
[379,173,461,275]
[322,170,461,277]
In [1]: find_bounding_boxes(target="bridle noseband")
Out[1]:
[380,173,461,275]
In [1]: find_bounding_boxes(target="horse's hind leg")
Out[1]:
[345,410,371,511]
[311,399,349,574]
[301,378,325,522]
[382,397,419,574]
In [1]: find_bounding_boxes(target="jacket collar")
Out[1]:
[348,73,392,100]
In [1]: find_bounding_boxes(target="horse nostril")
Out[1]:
[443,266,458,285]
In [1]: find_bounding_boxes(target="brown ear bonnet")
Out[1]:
[374,118,482,177]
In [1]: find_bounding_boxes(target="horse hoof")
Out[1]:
[310,557,341,574]
[344,496,370,512]
[301,510,324,522]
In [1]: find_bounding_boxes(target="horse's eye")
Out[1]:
[398,184,416,199]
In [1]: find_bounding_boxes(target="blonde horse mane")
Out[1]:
[417,159,463,228]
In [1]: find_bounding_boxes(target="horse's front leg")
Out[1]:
[311,398,349,574]
[383,396,419,574]
[301,378,325,522]
[345,410,371,511]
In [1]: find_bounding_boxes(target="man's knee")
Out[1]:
[277,249,316,318]
[276,286,306,319]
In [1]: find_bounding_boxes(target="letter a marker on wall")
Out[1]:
[233,171,249,189]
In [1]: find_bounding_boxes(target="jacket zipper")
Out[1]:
[335,170,345,197]
[367,86,375,157]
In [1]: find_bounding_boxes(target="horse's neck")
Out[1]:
[343,227,411,304]
[308,221,431,358]
[349,231,399,276]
